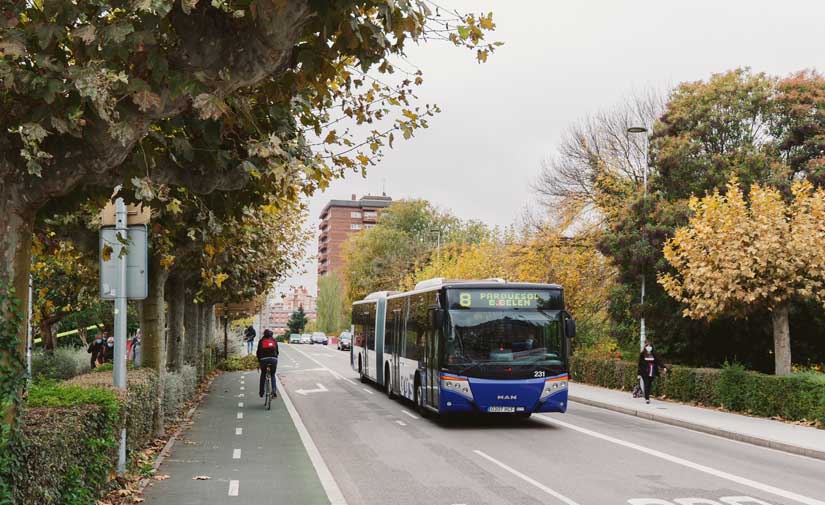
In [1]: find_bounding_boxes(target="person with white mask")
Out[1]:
[637,342,667,404]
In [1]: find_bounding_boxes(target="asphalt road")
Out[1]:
[276,343,825,505]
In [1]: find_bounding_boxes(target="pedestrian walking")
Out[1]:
[103,335,115,363]
[637,341,667,404]
[244,325,256,355]
[129,329,141,364]
[87,332,106,369]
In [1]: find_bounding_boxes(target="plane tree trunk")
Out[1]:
[139,252,170,436]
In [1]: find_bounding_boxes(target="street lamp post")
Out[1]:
[430,228,442,268]
[628,126,649,352]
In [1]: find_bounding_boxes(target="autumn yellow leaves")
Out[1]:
[659,178,825,374]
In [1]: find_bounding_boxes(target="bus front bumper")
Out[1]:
[439,374,568,414]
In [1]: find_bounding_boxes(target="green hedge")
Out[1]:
[0,369,159,505]
[218,354,258,371]
[570,356,825,427]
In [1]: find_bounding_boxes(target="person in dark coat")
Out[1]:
[637,341,667,404]
[256,329,279,398]
[244,325,257,355]
[87,332,107,369]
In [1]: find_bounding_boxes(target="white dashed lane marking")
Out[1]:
[401,410,419,420]
[235,427,242,435]
[228,480,239,496]
[395,420,407,427]
[236,412,243,420]
[238,402,244,408]
[233,448,241,459]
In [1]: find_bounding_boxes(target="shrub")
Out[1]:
[163,365,198,419]
[2,382,120,505]
[67,368,158,455]
[31,347,91,381]
[219,354,258,372]
[571,357,825,427]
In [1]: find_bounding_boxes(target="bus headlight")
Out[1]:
[540,377,568,401]
[441,375,474,400]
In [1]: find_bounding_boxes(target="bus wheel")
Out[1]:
[385,364,396,399]
[358,355,366,383]
[414,377,429,418]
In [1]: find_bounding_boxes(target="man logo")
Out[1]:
[496,395,517,400]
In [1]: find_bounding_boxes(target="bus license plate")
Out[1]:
[487,406,516,413]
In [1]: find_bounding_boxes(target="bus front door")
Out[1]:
[426,309,440,409]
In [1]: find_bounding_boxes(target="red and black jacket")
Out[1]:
[256,337,279,359]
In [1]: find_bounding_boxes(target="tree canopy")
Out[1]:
[659,178,825,375]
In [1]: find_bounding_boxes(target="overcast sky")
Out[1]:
[278,0,825,295]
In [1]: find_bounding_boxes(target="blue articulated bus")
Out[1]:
[351,278,576,418]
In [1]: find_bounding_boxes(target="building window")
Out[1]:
[350,223,362,230]
[365,223,375,229]
[351,211,362,218]
[364,211,377,218]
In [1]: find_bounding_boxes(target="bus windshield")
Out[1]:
[445,310,564,375]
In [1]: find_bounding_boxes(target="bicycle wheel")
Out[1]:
[264,370,272,410]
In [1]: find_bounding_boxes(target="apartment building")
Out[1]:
[317,193,392,277]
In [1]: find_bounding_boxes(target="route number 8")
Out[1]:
[459,293,472,307]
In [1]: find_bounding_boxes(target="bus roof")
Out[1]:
[352,280,563,304]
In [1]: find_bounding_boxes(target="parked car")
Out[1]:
[311,332,328,345]
[289,333,301,344]
[300,334,312,344]
[337,331,352,351]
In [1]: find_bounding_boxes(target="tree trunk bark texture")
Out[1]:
[183,292,199,366]
[139,253,170,436]
[0,189,35,425]
[165,273,186,372]
[195,304,206,380]
[771,303,792,376]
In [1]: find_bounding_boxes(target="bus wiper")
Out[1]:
[455,362,482,376]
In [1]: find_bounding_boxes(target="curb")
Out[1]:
[569,394,825,462]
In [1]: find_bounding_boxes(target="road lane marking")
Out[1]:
[473,450,581,505]
[296,383,328,396]
[538,416,825,505]
[240,386,245,391]
[236,412,243,420]
[277,376,349,505]
[228,480,239,496]
[237,393,245,398]
[238,402,244,408]
[235,427,242,435]
[395,420,407,426]
[288,345,350,381]
[233,448,241,459]
[362,388,374,395]
[401,410,419,420]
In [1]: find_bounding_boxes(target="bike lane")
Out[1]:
[141,370,329,505]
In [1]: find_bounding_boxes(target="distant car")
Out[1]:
[311,332,328,345]
[300,334,312,344]
[289,334,301,344]
[337,331,352,351]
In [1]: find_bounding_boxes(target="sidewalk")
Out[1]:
[141,371,329,505]
[568,382,825,461]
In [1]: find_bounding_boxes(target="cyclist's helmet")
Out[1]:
[263,329,274,339]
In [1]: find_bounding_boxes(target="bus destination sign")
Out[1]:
[448,289,562,310]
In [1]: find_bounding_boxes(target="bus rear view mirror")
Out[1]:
[431,309,446,329]
[565,319,577,339]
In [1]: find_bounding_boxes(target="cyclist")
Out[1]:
[256,329,279,398]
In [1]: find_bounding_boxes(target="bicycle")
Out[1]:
[263,364,274,410]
